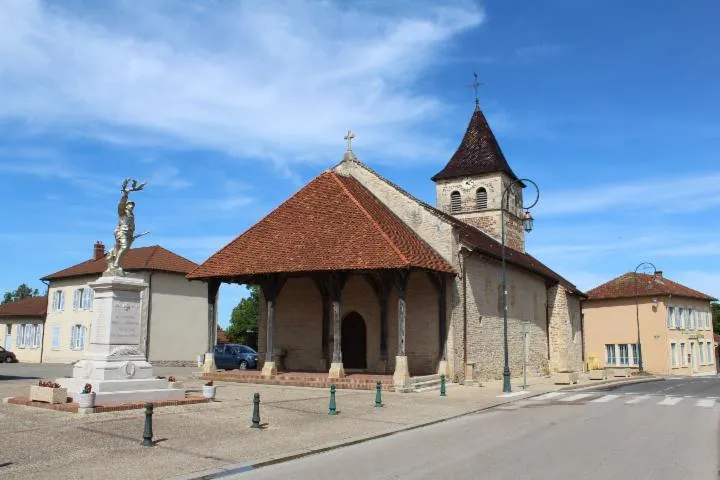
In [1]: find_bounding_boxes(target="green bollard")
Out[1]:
[251,392,261,428]
[142,402,154,446]
[375,380,383,408]
[440,375,446,397]
[329,384,337,415]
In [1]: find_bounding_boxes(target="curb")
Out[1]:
[170,375,660,480]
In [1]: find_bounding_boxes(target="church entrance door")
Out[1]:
[341,312,367,370]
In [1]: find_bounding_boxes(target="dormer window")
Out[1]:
[450,191,461,213]
[476,187,487,210]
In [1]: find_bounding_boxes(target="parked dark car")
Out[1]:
[213,344,258,370]
[0,346,17,363]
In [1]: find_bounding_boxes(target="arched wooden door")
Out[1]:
[341,312,367,369]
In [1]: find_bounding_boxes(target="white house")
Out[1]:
[0,296,47,363]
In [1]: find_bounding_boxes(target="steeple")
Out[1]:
[431,105,518,182]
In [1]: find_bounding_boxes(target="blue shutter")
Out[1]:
[16,325,23,347]
[51,326,60,349]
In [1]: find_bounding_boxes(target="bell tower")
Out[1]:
[432,100,527,251]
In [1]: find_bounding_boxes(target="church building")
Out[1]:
[189,101,585,388]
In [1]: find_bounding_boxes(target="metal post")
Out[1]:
[634,262,657,374]
[142,402,153,447]
[440,375,446,397]
[251,393,261,428]
[501,199,512,394]
[375,380,382,408]
[522,321,527,390]
[329,384,337,415]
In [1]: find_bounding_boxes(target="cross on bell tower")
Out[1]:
[342,130,357,162]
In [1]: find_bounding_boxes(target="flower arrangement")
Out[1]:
[38,380,61,388]
[81,383,93,394]
[205,380,213,387]
[168,376,176,383]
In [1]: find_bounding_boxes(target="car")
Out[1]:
[0,346,17,363]
[213,344,258,370]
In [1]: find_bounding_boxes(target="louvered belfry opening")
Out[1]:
[476,187,487,210]
[450,191,461,213]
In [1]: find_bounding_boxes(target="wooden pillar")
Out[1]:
[313,277,331,361]
[327,272,347,379]
[365,273,393,362]
[428,272,449,377]
[202,278,221,374]
[260,274,286,377]
[393,270,411,390]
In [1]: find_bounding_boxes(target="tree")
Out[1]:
[226,286,260,350]
[2,283,40,305]
[712,302,720,334]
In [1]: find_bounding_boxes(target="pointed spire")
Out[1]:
[431,103,518,182]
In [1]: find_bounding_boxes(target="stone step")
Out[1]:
[411,374,441,384]
[414,382,457,393]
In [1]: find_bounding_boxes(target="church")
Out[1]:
[188,100,585,389]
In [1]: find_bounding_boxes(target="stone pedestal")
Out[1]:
[328,362,345,379]
[437,359,449,377]
[202,352,217,374]
[57,275,185,405]
[261,360,277,378]
[393,356,411,391]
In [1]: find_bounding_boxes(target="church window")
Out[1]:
[450,191,461,213]
[476,188,487,210]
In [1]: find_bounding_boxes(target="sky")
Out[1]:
[1,0,719,328]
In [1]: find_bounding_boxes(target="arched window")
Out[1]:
[450,191,461,213]
[476,187,488,210]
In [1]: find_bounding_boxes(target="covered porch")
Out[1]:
[187,171,456,390]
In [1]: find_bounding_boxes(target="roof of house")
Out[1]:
[0,296,48,318]
[432,105,519,182]
[216,327,229,344]
[187,171,455,280]
[585,272,717,301]
[42,246,198,281]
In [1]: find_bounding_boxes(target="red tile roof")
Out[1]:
[0,296,48,318]
[432,105,519,182]
[188,171,454,280]
[586,273,717,301]
[216,327,229,344]
[42,246,198,281]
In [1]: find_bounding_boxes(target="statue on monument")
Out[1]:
[105,178,149,276]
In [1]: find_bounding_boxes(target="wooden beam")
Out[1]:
[393,270,411,357]
[312,275,331,360]
[207,279,221,352]
[259,274,287,364]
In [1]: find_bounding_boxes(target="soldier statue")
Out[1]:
[105,178,149,276]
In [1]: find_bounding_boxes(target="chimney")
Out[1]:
[655,271,663,279]
[93,241,105,261]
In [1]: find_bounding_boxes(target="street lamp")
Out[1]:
[501,178,540,393]
[634,261,658,373]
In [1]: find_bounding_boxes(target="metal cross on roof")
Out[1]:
[344,130,355,152]
[468,72,483,107]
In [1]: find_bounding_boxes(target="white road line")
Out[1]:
[626,395,650,404]
[559,393,594,402]
[591,394,620,403]
[532,392,566,401]
[695,399,715,408]
[658,397,683,406]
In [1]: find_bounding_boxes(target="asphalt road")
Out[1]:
[232,377,720,480]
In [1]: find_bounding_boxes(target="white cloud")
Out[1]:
[0,0,484,164]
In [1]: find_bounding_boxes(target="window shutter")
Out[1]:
[70,326,76,350]
[73,289,80,311]
[80,326,86,349]
[52,326,60,349]
[24,325,32,348]
[476,188,488,210]
[450,191,461,214]
[88,289,94,311]
[16,325,23,347]
[52,292,58,312]
[59,291,65,312]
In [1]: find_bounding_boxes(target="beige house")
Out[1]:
[584,272,717,376]
[189,102,586,386]
[0,296,48,363]
[41,242,213,366]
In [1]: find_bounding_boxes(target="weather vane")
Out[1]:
[468,72,483,108]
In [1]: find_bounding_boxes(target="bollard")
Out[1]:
[375,380,383,408]
[440,375,446,397]
[251,392,261,428]
[142,402,154,446]
[329,384,337,416]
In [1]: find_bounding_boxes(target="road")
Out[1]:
[232,377,720,480]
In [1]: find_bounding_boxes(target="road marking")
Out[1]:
[532,392,566,401]
[591,394,620,403]
[658,397,683,406]
[695,399,715,408]
[559,393,594,402]
[626,395,649,404]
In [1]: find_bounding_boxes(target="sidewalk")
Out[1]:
[0,372,658,480]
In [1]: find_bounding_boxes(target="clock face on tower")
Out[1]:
[462,179,473,190]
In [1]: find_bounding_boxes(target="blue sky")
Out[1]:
[1,0,719,328]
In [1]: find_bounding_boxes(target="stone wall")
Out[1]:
[548,285,583,372]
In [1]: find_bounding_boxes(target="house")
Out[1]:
[583,271,717,376]
[0,296,47,363]
[188,101,585,387]
[40,242,213,366]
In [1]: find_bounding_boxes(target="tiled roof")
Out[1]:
[42,246,198,281]
[586,273,717,301]
[0,296,48,318]
[187,171,454,280]
[216,327,229,345]
[432,105,519,182]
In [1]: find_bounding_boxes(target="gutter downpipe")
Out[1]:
[40,280,50,363]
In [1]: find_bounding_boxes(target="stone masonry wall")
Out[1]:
[548,285,583,372]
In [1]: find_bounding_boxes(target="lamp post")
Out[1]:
[633,262,658,373]
[501,178,539,393]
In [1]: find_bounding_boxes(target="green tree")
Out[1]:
[226,286,260,350]
[2,283,40,305]
[712,302,720,334]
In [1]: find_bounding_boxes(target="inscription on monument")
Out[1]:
[110,291,141,344]
[91,307,107,344]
